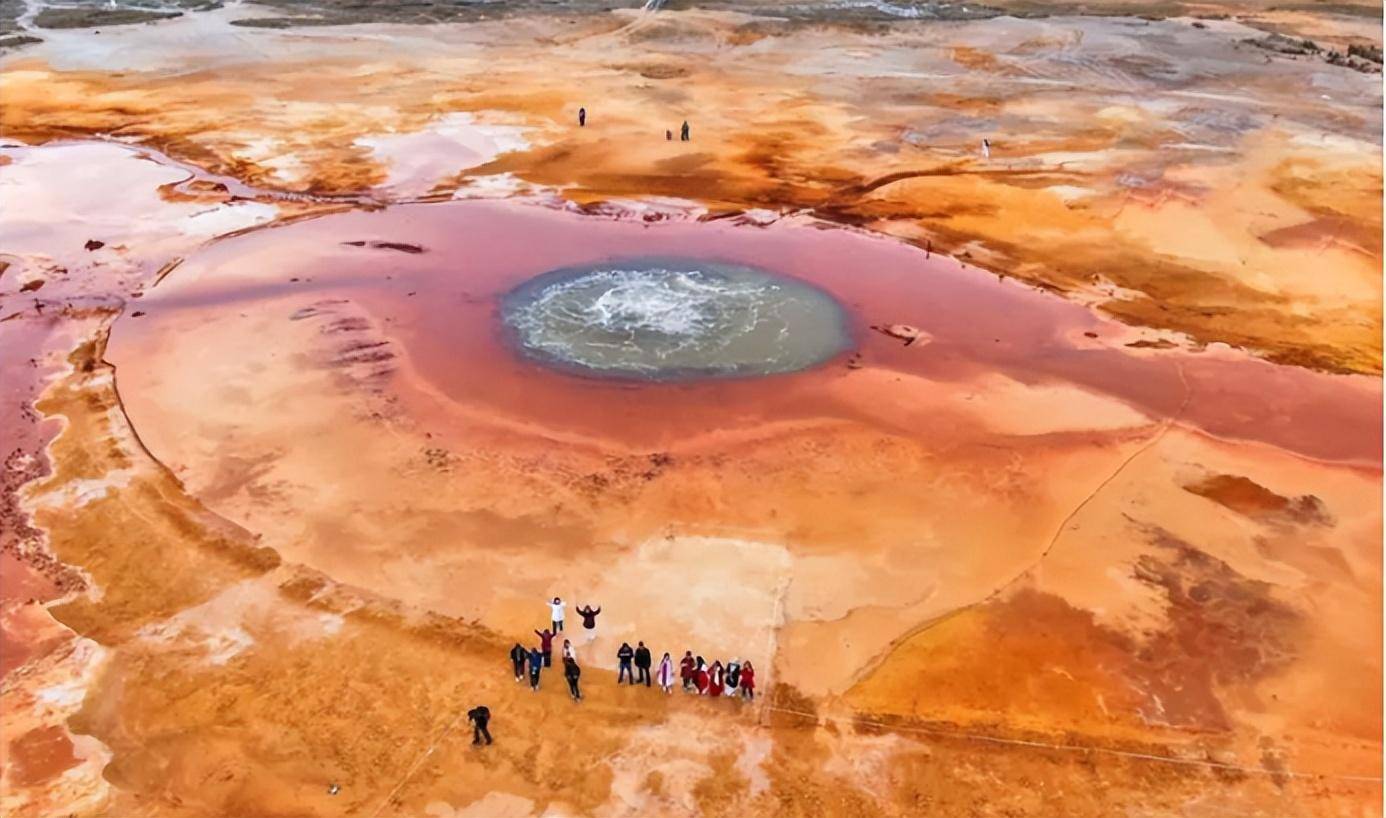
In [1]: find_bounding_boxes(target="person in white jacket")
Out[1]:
[656,652,675,694]
[549,597,566,633]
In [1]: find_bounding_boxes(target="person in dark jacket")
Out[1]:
[467,705,492,745]
[617,642,635,684]
[534,628,555,667]
[578,107,587,127]
[573,607,601,643]
[564,657,583,700]
[634,642,652,687]
[509,643,528,682]
[527,646,543,691]
[680,651,696,692]
[680,120,690,141]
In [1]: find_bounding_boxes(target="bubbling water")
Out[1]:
[501,259,851,380]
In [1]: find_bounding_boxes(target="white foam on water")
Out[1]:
[503,260,848,380]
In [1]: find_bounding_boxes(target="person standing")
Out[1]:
[634,642,652,687]
[666,129,672,141]
[534,627,555,667]
[680,120,690,141]
[981,138,991,159]
[680,651,696,692]
[564,657,583,701]
[467,705,493,746]
[739,661,755,701]
[549,597,566,633]
[725,657,741,697]
[509,643,528,682]
[576,604,601,643]
[708,660,725,698]
[528,645,544,692]
[579,107,587,127]
[617,642,635,684]
[563,638,576,662]
[694,658,710,695]
[657,652,675,694]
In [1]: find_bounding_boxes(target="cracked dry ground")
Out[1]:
[1,1,1382,816]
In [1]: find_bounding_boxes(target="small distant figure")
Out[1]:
[981,138,991,160]
[579,107,587,127]
[726,657,741,696]
[694,657,710,695]
[527,645,544,691]
[563,638,576,662]
[666,129,673,141]
[467,705,493,746]
[576,604,601,642]
[708,660,725,697]
[657,652,675,694]
[680,651,696,692]
[617,641,635,684]
[739,661,755,701]
[535,627,555,667]
[680,121,690,141]
[564,657,583,701]
[509,642,528,682]
[549,597,566,633]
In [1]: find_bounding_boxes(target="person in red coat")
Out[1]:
[694,658,710,695]
[708,661,725,697]
[739,661,755,701]
[679,651,696,692]
[534,628,555,667]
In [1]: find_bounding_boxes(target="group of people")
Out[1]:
[507,596,757,706]
[617,644,756,700]
[577,105,690,141]
[507,597,602,701]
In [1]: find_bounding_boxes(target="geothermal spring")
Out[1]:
[1,2,1381,817]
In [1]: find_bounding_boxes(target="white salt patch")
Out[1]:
[35,470,135,509]
[318,612,345,636]
[358,112,528,198]
[454,171,532,198]
[36,677,91,708]
[964,374,1152,436]
[205,626,255,665]
[236,138,310,185]
[735,733,773,797]
[738,208,782,225]
[587,537,790,674]
[135,579,351,665]
[1046,185,1092,202]
[425,794,538,818]
[823,732,926,800]
[179,202,279,236]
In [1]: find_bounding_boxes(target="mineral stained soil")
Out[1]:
[0,1,1381,816]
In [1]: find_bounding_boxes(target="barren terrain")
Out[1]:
[1,1,1381,816]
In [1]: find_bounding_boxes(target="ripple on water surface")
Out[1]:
[501,258,852,380]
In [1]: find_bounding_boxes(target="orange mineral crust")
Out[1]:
[0,3,1381,815]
